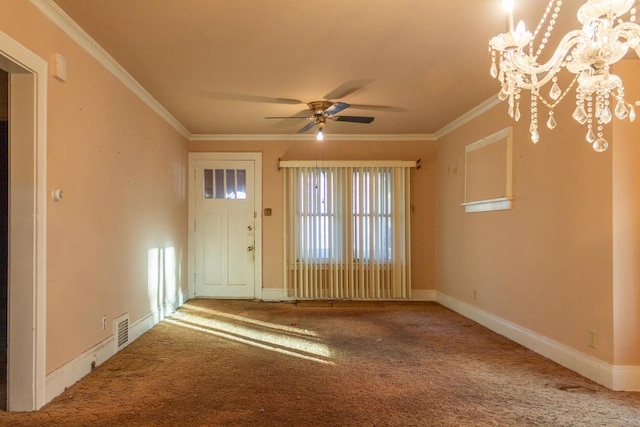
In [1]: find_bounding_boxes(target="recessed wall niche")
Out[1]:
[461,127,513,213]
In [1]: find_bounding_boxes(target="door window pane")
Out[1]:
[203,169,213,199]
[214,169,225,199]
[236,169,246,200]
[225,169,236,199]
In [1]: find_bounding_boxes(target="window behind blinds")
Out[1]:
[282,162,412,300]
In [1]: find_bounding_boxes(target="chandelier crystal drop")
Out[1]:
[489,0,640,152]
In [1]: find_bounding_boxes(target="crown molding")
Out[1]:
[191,94,501,142]
[30,0,191,140]
[189,133,437,142]
[434,95,502,140]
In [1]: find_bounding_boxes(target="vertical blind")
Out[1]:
[281,160,414,300]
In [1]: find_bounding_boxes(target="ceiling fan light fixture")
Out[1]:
[265,97,375,136]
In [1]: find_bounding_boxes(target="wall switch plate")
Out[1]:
[50,53,67,82]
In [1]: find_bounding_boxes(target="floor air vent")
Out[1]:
[114,314,130,352]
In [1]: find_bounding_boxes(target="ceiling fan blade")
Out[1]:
[324,102,350,116]
[323,79,374,100]
[210,92,304,105]
[265,116,311,119]
[297,122,317,133]
[348,103,406,113]
[332,116,375,124]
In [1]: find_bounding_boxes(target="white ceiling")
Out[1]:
[50,0,584,137]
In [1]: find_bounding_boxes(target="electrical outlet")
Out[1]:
[473,289,478,301]
[102,315,107,331]
[588,330,597,349]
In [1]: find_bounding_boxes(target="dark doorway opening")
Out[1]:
[0,68,8,410]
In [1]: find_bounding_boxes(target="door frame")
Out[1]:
[188,152,262,299]
[0,32,48,410]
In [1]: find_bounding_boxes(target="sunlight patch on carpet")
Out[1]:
[165,312,333,365]
[181,302,318,337]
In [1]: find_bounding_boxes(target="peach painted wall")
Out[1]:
[189,139,438,293]
[612,59,640,366]
[436,94,615,362]
[1,2,189,372]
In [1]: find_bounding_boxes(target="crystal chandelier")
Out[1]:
[489,0,640,152]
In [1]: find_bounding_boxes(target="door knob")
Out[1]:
[247,246,254,251]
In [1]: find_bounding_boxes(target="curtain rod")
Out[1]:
[278,159,419,170]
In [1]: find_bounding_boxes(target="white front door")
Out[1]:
[192,158,258,298]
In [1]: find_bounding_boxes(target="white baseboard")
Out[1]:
[261,288,291,302]
[45,335,115,403]
[45,288,190,404]
[613,366,640,391]
[435,291,640,391]
[411,289,436,301]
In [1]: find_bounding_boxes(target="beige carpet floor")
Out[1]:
[0,300,638,426]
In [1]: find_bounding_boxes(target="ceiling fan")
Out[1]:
[265,100,375,140]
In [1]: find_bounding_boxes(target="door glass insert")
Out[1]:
[214,169,225,199]
[204,168,247,200]
[203,169,214,199]
[236,169,246,199]
[225,169,236,199]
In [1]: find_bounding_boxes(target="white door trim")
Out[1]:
[0,31,48,410]
[188,152,262,300]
